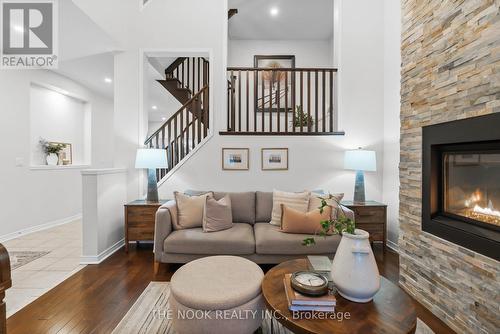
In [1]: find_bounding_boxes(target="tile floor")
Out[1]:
[2,220,85,317]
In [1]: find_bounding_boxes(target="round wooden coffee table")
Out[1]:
[262,259,416,334]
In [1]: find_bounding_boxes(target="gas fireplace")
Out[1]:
[422,113,500,260]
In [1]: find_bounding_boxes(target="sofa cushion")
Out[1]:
[214,191,256,224]
[256,191,273,222]
[164,223,255,255]
[174,191,214,230]
[280,204,332,234]
[203,195,233,232]
[254,223,340,255]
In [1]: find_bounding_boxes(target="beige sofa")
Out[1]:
[153,191,354,269]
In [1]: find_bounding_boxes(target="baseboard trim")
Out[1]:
[386,239,399,253]
[80,239,125,264]
[0,214,82,243]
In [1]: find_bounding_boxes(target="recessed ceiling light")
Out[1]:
[162,117,166,121]
[104,77,112,83]
[270,7,279,17]
[152,105,158,110]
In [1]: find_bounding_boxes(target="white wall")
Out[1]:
[382,0,401,248]
[228,39,334,67]
[156,0,385,201]
[0,70,114,239]
[30,84,88,166]
[73,0,388,210]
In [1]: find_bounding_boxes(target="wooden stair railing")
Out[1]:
[157,57,209,108]
[223,67,344,136]
[0,244,11,334]
[145,85,209,182]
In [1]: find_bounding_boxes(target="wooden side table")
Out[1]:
[341,200,387,249]
[262,259,416,334]
[124,200,169,252]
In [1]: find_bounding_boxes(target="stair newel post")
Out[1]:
[197,58,201,94]
[185,108,190,155]
[230,71,236,132]
[204,87,209,137]
[167,122,172,170]
[246,70,249,132]
[191,101,196,149]
[192,57,195,95]
[179,108,184,159]
[197,94,202,144]
[253,70,257,132]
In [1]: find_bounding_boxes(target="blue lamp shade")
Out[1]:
[135,148,168,169]
[344,149,377,172]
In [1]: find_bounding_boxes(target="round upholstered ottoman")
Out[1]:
[170,256,265,334]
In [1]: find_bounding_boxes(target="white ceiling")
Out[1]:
[228,0,334,40]
[56,52,115,99]
[51,1,119,99]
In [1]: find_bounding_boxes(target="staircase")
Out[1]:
[146,57,210,182]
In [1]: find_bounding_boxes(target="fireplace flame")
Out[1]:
[473,203,500,218]
[462,190,500,226]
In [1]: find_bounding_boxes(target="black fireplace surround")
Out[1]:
[422,113,500,260]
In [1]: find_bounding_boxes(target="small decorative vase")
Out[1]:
[331,229,380,302]
[46,153,59,166]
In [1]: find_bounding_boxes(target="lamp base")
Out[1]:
[353,170,366,203]
[147,168,159,203]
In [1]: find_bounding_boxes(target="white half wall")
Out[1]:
[0,70,114,239]
[81,168,127,264]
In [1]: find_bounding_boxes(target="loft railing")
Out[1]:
[165,57,209,97]
[223,67,343,135]
[145,85,209,181]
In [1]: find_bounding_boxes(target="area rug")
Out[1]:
[9,250,50,270]
[112,282,435,334]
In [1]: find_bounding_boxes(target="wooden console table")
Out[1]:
[0,244,12,334]
[124,200,168,252]
[262,259,416,334]
[341,201,387,249]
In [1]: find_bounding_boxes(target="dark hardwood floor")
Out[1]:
[7,244,455,334]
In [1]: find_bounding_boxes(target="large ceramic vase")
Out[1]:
[331,229,380,302]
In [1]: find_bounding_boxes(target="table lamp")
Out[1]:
[135,148,168,202]
[344,148,377,203]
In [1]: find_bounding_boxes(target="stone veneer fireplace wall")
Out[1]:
[400,0,499,333]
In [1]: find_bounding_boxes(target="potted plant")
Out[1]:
[39,139,65,166]
[303,195,380,303]
[292,105,313,132]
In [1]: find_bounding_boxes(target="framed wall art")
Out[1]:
[261,148,288,171]
[254,55,295,113]
[222,148,249,170]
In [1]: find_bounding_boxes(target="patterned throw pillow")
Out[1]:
[270,190,310,226]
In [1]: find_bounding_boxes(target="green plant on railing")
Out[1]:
[292,105,314,128]
[39,139,65,155]
[303,194,356,246]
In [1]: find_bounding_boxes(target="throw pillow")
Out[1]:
[203,195,233,232]
[270,190,310,226]
[174,191,214,230]
[280,204,332,234]
[308,193,344,220]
